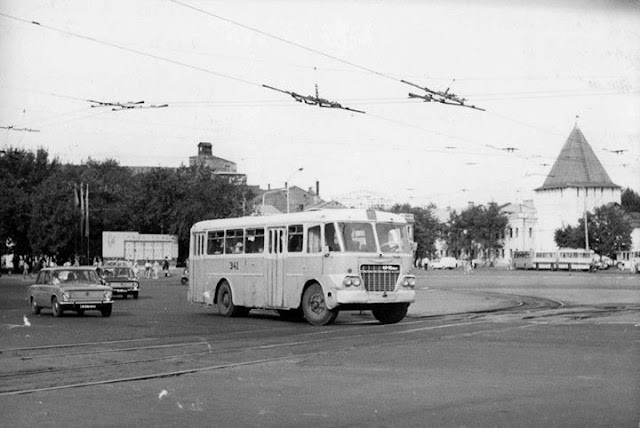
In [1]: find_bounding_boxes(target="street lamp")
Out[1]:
[261,189,285,215]
[285,167,304,213]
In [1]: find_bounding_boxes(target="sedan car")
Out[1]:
[430,257,460,270]
[29,267,113,317]
[102,267,140,299]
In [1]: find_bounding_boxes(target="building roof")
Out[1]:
[535,126,620,191]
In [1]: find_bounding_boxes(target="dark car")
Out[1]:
[103,267,140,299]
[29,267,113,317]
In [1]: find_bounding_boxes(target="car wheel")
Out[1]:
[31,297,41,315]
[52,297,63,317]
[77,309,85,316]
[301,283,338,326]
[133,291,139,299]
[181,277,188,285]
[216,281,245,317]
[372,303,409,324]
[101,305,112,317]
[121,293,127,299]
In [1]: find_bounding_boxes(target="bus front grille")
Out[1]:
[360,264,400,292]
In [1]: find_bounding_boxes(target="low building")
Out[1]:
[102,231,178,262]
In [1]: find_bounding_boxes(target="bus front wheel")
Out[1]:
[302,283,338,326]
[372,303,409,324]
[217,281,247,317]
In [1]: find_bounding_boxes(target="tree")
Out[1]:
[131,164,254,262]
[554,204,632,258]
[0,147,59,259]
[621,188,640,213]
[445,203,509,262]
[387,203,441,264]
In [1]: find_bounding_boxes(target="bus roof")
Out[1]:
[191,209,408,233]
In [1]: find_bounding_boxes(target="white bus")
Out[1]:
[533,251,557,270]
[533,249,594,271]
[556,248,593,271]
[512,251,533,270]
[188,209,416,326]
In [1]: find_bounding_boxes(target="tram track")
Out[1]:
[1,293,634,396]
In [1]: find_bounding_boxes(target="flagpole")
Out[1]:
[80,183,84,261]
[86,183,90,262]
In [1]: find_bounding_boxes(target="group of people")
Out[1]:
[139,257,171,279]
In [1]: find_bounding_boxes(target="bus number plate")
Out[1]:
[229,261,239,270]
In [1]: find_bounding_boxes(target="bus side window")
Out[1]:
[226,229,244,254]
[245,228,264,254]
[325,223,340,252]
[307,226,322,253]
[207,231,224,255]
[288,225,303,253]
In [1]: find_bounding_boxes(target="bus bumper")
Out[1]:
[327,288,415,310]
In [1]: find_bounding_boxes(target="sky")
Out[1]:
[1,0,639,210]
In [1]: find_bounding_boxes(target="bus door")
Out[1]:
[266,227,286,307]
[190,232,207,302]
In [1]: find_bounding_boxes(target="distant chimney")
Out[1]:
[198,142,212,156]
[268,183,271,190]
[316,180,320,197]
[468,201,475,209]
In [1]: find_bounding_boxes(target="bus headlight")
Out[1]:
[342,276,362,287]
[401,276,416,288]
[62,292,71,301]
[133,282,139,290]
[104,291,112,301]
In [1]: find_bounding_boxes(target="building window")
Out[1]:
[509,228,513,238]
[529,228,532,238]
[515,228,519,238]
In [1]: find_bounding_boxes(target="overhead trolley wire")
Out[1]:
[169,0,405,85]
[0,11,262,89]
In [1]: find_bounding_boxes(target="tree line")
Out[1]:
[0,147,250,267]
[1,146,637,269]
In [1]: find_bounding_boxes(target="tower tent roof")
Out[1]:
[535,126,620,191]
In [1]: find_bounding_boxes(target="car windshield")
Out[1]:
[52,269,101,284]
[375,222,412,254]
[111,268,133,277]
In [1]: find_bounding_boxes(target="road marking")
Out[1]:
[399,321,484,334]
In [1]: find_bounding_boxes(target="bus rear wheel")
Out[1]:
[217,281,247,317]
[372,303,409,324]
[302,283,338,326]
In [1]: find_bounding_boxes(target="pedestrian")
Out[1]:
[162,257,170,277]
[22,260,30,279]
[144,260,151,279]
[464,259,473,275]
[152,260,160,280]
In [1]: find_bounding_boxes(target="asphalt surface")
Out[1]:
[0,268,638,427]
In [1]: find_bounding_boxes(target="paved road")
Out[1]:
[0,269,638,427]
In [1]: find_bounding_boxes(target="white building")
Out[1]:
[500,200,537,263]
[533,125,621,251]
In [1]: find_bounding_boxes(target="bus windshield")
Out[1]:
[375,222,411,253]
[337,222,377,252]
[336,222,411,253]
